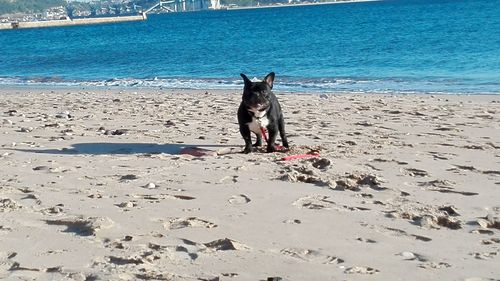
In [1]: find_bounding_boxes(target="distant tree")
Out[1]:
[0,0,66,15]
[90,4,98,17]
[65,4,75,18]
[112,3,122,15]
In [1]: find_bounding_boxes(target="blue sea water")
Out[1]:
[0,0,499,94]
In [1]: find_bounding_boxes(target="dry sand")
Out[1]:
[0,88,499,281]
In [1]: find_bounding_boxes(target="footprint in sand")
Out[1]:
[481,238,500,245]
[356,237,377,243]
[428,151,452,160]
[280,248,344,264]
[449,165,480,173]
[344,266,380,274]
[293,195,335,210]
[333,173,386,191]
[403,168,429,177]
[0,198,22,212]
[446,165,500,176]
[218,175,239,184]
[418,180,479,196]
[418,179,454,189]
[363,224,432,242]
[418,179,478,196]
[0,225,12,233]
[418,261,451,269]
[228,194,251,205]
[0,251,17,272]
[147,241,201,262]
[470,251,498,260]
[163,217,217,230]
[41,205,65,215]
[293,195,368,212]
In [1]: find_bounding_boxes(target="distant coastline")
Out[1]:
[226,0,380,10]
[0,0,379,30]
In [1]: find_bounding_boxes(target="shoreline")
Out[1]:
[226,0,380,10]
[1,83,498,96]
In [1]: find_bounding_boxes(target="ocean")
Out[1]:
[0,0,499,94]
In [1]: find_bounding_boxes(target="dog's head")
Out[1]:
[240,72,275,112]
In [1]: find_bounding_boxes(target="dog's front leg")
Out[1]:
[253,133,262,147]
[266,125,279,153]
[240,125,253,153]
[278,116,289,148]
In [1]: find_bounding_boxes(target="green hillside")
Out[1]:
[0,0,66,15]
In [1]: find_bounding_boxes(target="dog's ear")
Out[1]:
[240,73,252,88]
[263,72,275,89]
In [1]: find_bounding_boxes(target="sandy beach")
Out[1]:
[0,88,499,280]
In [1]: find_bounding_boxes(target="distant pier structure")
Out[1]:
[144,0,220,13]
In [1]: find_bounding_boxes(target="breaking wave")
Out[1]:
[0,76,499,94]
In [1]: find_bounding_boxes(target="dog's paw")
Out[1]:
[278,146,290,153]
[267,145,277,153]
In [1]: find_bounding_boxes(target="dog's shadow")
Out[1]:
[12,142,237,155]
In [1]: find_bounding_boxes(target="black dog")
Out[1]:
[238,72,289,153]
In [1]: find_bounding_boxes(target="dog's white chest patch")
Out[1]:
[247,116,269,134]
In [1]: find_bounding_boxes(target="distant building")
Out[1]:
[44,6,67,20]
[210,0,221,9]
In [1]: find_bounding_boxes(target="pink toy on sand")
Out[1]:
[280,149,320,161]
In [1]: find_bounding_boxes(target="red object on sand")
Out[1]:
[274,145,286,151]
[260,127,287,152]
[281,149,320,161]
[281,153,320,161]
[261,127,268,142]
